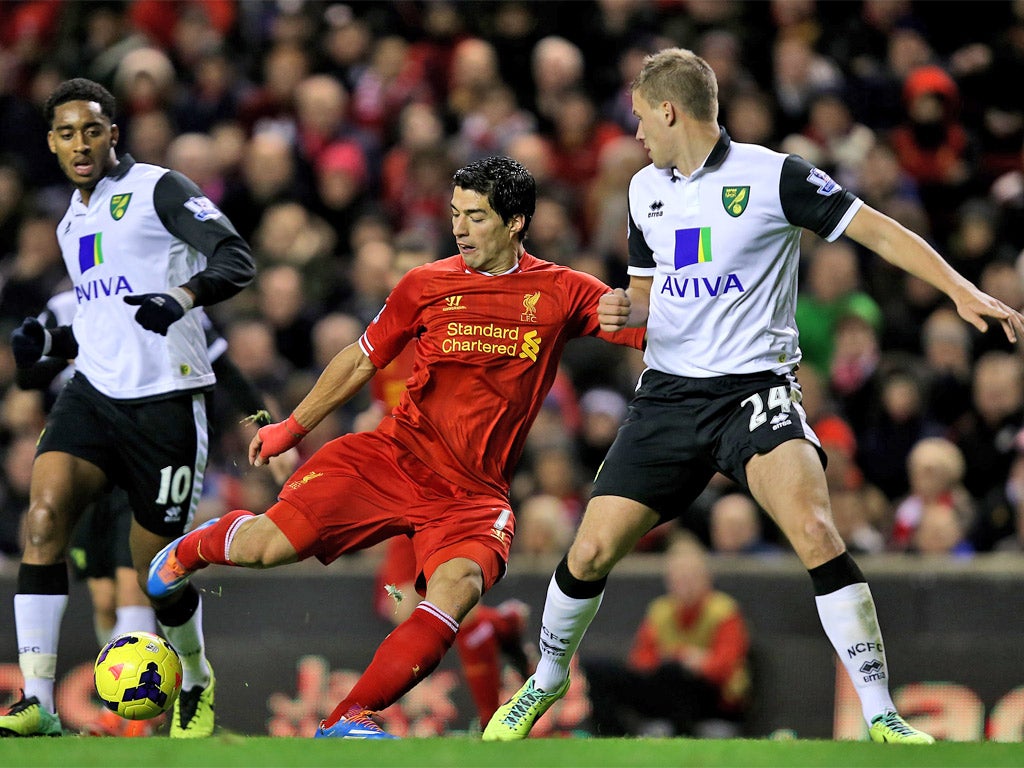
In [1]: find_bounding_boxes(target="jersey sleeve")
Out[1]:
[779,156,863,241]
[565,268,647,350]
[359,270,422,368]
[153,171,256,306]
[627,197,656,273]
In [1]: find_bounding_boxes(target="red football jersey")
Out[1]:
[359,253,644,496]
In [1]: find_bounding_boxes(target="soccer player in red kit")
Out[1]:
[148,155,644,738]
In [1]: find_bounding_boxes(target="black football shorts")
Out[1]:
[37,372,208,537]
[591,368,825,520]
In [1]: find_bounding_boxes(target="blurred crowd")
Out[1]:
[1,0,1024,569]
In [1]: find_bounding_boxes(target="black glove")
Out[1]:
[123,288,193,335]
[10,317,51,368]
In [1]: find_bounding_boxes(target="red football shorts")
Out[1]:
[265,430,514,594]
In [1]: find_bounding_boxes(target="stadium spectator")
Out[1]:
[166,133,228,206]
[891,437,974,551]
[576,387,629,479]
[973,260,1024,357]
[254,264,317,372]
[584,135,649,254]
[722,88,780,148]
[452,83,536,166]
[770,33,845,138]
[236,41,309,134]
[547,90,625,202]
[0,216,68,327]
[909,500,974,558]
[294,73,381,191]
[583,534,751,737]
[888,65,977,243]
[795,239,883,377]
[990,440,1024,553]
[311,139,373,252]
[219,131,305,244]
[920,307,974,430]
[350,34,432,143]
[529,36,586,132]
[172,47,247,136]
[829,313,884,439]
[954,351,1024,502]
[0,163,29,260]
[122,109,173,167]
[945,198,1015,289]
[857,367,946,502]
[444,37,505,130]
[381,102,448,218]
[513,493,576,559]
[708,493,784,558]
[780,88,877,189]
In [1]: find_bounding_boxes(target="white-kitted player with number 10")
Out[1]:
[1,77,255,739]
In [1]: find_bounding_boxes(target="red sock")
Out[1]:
[176,510,254,570]
[324,602,457,726]
[455,607,503,723]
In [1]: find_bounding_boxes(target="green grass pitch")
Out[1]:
[4,736,1024,768]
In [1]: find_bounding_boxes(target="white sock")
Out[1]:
[112,605,157,641]
[815,582,895,723]
[158,595,210,690]
[14,594,67,712]
[533,573,603,692]
[94,616,114,648]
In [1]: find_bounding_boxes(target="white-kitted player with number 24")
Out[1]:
[485,47,1024,745]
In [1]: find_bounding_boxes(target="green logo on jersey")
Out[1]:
[722,186,749,217]
[110,193,132,221]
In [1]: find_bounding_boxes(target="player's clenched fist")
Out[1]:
[598,288,631,332]
[250,414,310,466]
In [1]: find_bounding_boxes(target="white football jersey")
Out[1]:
[627,128,862,378]
[55,156,249,399]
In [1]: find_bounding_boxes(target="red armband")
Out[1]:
[257,414,310,459]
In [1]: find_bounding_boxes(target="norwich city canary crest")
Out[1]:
[110,193,132,221]
[722,186,749,217]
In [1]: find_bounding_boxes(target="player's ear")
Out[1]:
[664,100,678,126]
[508,214,524,237]
[110,124,119,147]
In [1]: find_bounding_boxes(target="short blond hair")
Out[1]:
[632,47,719,122]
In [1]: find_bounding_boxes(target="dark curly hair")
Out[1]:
[44,78,117,125]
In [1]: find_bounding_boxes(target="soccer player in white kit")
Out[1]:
[485,48,1024,745]
[1,78,255,738]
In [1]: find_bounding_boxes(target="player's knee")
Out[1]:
[23,502,71,557]
[792,509,844,559]
[567,537,613,581]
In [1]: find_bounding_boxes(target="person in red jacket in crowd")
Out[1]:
[583,533,751,737]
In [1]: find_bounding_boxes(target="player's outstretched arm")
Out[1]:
[844,205,1024,344]
[249,341,377,466]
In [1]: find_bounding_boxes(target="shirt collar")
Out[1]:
[108,153,136,180]
[666,126,732,181]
